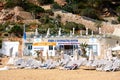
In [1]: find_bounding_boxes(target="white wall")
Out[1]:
[32,45,56,56]
[1,41,19,57]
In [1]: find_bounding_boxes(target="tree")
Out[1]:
[23,2,45,14]
[38,0,54,5]
[0,38,2,48]
[9,24,23,37]
[116,6,120,16]
[80,8,99,19]
[0,24,6,32]
[4,0,27,8]
[4,0,17,8]
[45,9,54,16]
[66,0,80,4]
[87,0,103,8]
[52,2,61,9]
[40,15,50,24]
[62,4,73,13]
[117,16,120,23]
[80,42,88,58]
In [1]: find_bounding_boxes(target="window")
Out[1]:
[28,45,32,50]
[88,44,98,55]
[54,47,57,50]
[49,46,53,50]
[73,45,78,49]
[64,45,73,50]
[59,45,64,50]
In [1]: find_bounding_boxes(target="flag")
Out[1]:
[23,32,26,40]
[22,24,26,57]
[23,24,26,40]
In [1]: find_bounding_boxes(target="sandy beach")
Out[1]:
[0,57,120,80]
[0,66,120,80]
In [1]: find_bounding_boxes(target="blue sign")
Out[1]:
[48,39,78,42]
[23,32,26,40]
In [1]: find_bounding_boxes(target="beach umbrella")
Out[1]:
[70,31,72,37]
[74,49,79,60]
[89,49,94,61]
[106,48,113,60]
[58,28,61,36]
[112,46,120,51]
[35,28,39,36]
[46,50,49,60]
[72,27,75,35]
[46,28,50,36]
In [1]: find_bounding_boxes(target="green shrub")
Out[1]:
[38,0,54,5]
[117,16,120,23]
[116,6,120,16]
[52,2,61,9]
[0,38,2,48]
[80,8,99,20]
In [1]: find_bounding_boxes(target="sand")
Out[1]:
[0,67,120,80]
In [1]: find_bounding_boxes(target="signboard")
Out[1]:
[48,39,78,42]
[48,39,79,45]
[58,42,80,45]
[33,42,56,46]
[89,38,97,43]
[34,38,42,42]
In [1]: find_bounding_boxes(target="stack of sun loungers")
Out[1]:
[13,57,88,70]
[84,58,120,72]
[8,57,119,72]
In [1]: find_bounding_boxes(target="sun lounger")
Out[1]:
[103,60,113,71]
[0,66,9,71]
[14,58,41,69]
[40,59,53,69]
[59,59,70,67]
[80,58,87,66]
[61,63,78,70]
[14,58,25,66]
[96,59,108,71]
[111,59,120,71]
[59,60,79,70]
[14,58,27,69]
[47,61,58,69]
[28,59,42,69]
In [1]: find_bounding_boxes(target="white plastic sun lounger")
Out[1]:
[103,60,113,71]
[111,59,120,71]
